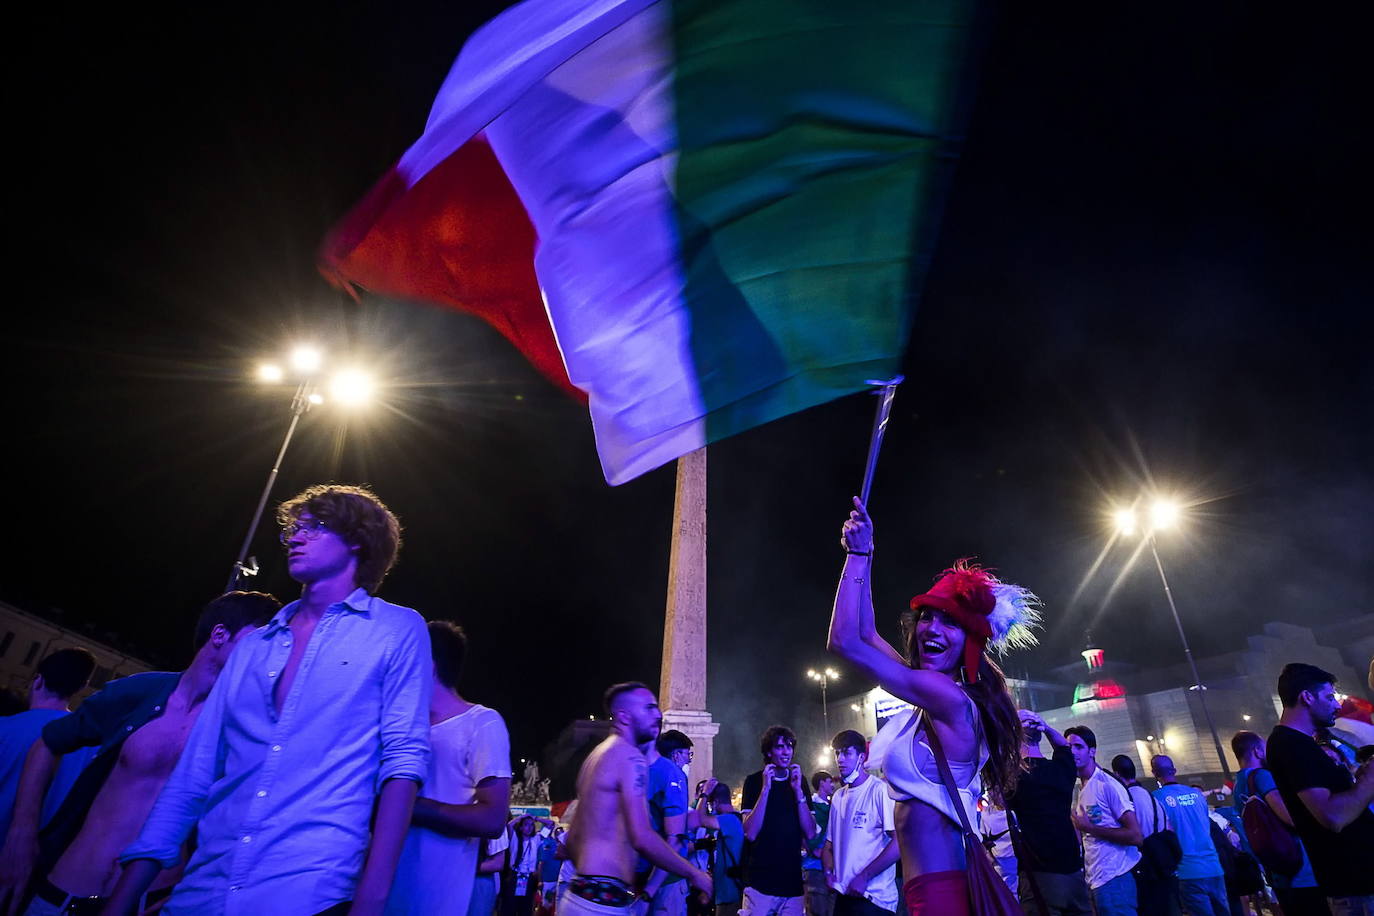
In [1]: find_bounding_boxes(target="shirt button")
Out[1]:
[126,726,133,732]
[154,706,162,712]
[272,745,282,752]
[241,835,252,843]
[231,886,241,893]
[257,790,267,798]
[268,671,277,678]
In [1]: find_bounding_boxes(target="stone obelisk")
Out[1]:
[659,448,720,780]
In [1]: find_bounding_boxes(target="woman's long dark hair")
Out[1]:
[964,654,1023,804]
[904,620,1023,804]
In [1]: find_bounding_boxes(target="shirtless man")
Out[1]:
[560,683,710,916]
[0,591,278,916]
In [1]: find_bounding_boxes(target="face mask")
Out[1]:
[842,768,862,785]
[680,762,691,781]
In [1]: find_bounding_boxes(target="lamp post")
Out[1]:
[1113,500,1232,780]
[226,347,373,591]
[807,667,840,737]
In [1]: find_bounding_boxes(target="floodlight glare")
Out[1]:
[807,669,819,680]
[307,392,324,406]
[257,363,284,383]
[330,369,373,406]
[825,668,840,680]
[1150,500,1180,530]
[290,346,324,373]
[1113,508,1136,536]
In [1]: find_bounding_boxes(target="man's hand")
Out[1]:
[788,765,805,798]
[844,875,867,898]
[701,778,719,799]
[688,867,713,903]
[1070,811,1090,832]
[0,831,38,916]
[762,764,778,785]
[841,498,874,554]
[1018,710,1044,730]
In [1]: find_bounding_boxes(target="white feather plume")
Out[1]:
[986,581,1043,654]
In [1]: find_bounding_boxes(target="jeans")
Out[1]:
[739,888,805,916]
[650,882,689,916]
[1178,875,1228,916]
[470,875,501,916]
[1327,897,1374,916]
[1090,870,1137,916]
[1017,870,1092,915]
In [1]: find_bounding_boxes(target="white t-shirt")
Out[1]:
[827,774,898,912]
[386,704,513,916]
[1127,784,1163,836]
[1075,767,1141,890]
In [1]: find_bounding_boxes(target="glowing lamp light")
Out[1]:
[1113,508,1137,536]
[257,363,284,383]
[807,669,819,680]
[307,392,324,406]
[1146,735,1156,741]
[816,752,830,766]
[850,704,862,712]
[1242,714,1251,722]
[825,668,840,680]
[1150,500,1180,530]
[290,345,324,374]
[329,369,373,406]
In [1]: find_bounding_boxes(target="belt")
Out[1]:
[33,876,99,912]
[34,876,174,914]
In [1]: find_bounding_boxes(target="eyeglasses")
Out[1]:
[280,518,331,544]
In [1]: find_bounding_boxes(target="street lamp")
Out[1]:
[1112,498,1232,779]
[226,348,373,591]
[807,667,840,736]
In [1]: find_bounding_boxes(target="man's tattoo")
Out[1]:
[631,755,647,797]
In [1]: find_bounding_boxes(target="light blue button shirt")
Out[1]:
[123,589,432,916]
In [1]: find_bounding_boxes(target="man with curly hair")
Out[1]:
[109,484,432,916]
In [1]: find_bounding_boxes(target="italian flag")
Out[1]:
[321,0,979,485]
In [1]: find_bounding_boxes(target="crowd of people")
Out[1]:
[0,486,1371,916]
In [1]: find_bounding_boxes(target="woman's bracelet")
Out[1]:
[845,549,872,556]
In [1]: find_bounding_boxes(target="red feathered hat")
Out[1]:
[910,562,997,683]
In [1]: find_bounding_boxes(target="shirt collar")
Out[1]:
[265,587,374,635]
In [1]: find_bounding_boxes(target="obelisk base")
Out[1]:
[662,708,721,784]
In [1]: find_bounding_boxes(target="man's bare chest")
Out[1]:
[114,706,201,778]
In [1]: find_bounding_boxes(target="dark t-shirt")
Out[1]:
[1266,724,1374,897]
[1005,745,1083,874]
[741,769,811,897]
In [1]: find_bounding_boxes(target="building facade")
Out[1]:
[0,599,152,703]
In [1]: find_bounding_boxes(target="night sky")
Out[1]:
[6,3,1370,783]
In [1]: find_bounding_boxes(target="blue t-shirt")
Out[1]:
[713,812,745,905]
[0,710,96,830]
[538,835,560,882]
[1233,766,1316,889]
[1153,784,1223,879]
[638,756,689,879]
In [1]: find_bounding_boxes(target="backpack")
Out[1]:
[1138,794,1183,881]
[1239,768,1303,877]
[1212,818,1264,897]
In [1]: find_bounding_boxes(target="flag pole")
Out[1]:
[859,376,904,505]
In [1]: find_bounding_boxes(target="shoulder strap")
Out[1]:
[920,716,980,840]
[1246,768,1260,796]
[1150,793,1164,833]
